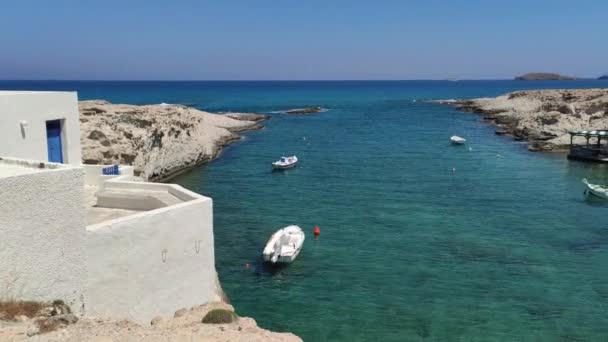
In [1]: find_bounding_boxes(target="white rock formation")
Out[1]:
[79,101,268,181]
[449,89,608,151]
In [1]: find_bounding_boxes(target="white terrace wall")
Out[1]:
[0,92,82,165]
[85,185,218,324]
[82,164,136,186]
[0,163,87,314]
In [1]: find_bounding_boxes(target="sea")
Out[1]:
[2,80,608,341]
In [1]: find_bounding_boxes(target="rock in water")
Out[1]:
[283,107,324,115]
[79,101,268,181]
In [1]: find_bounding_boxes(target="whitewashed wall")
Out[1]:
[85,188,218,324]
[0,163,87,314]
[82,164,136,186]
[0,92,81,164]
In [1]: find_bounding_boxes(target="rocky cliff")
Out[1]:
[79,101,268,181]
[443,88,608,151]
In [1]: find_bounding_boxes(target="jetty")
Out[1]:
[568,130,608,163]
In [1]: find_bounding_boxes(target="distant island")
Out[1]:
[599,75,608,80]
[515,73,577,81]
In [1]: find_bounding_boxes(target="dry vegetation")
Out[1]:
[0,299,76,336]
[0,300,45,320]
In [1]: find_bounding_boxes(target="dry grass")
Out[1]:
[0,300,45,320]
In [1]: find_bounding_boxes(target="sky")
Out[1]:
[1,0,607,80]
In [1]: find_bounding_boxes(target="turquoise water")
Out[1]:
[3,80,608,341]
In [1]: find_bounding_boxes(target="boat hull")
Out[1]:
[450,136,466,145]
[583,179,608,199]
[272,162,298,169]
[262,245,302,263]
[262,225,305,264]
[272,156,298,170]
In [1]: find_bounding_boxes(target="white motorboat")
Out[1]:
[262,225,305,264]
[583,178,608,199]
[451,135,466,145]
[272,155,298,169]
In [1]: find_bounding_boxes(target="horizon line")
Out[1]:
[0,78,606,82]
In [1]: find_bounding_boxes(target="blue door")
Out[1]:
[46,120,64,163]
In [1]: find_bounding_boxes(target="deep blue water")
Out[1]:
[3,80,608,341]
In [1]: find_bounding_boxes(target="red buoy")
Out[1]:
[313,226,320,236]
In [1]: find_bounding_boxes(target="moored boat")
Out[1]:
[272,155,298,169]
[262,225,305,264]
[450,135,466,145]
[583,178,608,199]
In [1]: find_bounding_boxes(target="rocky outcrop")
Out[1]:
[283,107,324,115]
[79,101,269,181]
[0,302,301,341]
[442,88,608,151]
[515,73,577,81]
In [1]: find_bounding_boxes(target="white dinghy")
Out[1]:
[450,136,466,145]
[272,155,298,169]
[583,178,608,200]
[262,225,305,264]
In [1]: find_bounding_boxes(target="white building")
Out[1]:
[0,91,82,164]
[0,91,221,324]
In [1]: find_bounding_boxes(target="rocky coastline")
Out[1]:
[440,88,608,151]
[79,101,269,181]
[0,301,301,341]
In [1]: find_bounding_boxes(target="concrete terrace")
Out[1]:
[85,184,186,225]
[85,185,140,225]
[0,158,74,177]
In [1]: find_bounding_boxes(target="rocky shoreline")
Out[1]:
[440,88,608,151]
[0,301,301,341]
[80,101,269,181]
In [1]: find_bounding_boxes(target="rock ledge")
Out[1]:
[80,101,269,181]
[441,88,608,151]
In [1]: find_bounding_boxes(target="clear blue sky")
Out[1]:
[1,0,607,80]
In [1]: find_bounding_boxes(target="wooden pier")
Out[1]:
[567,130,608,163]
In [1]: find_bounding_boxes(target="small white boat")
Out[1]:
[262,225,305,264]
[450,136,466,145]
[583,178,608,199]
[272,155,298,169]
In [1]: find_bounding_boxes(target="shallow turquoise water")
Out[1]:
[3,80,608,341]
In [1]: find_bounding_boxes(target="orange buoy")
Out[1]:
[313,226,320,236]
